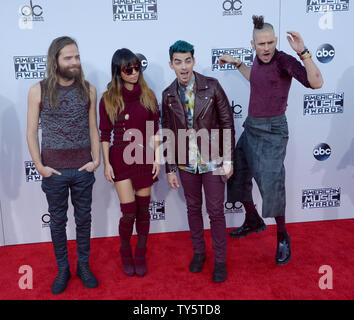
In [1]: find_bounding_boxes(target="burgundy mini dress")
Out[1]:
[99,84,159,190]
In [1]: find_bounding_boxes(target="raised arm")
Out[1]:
[218,55,251,82]
[287,31,323,89]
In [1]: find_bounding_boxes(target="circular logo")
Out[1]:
[313,143,331,161]
[21,2,43,17]
[136,53,148,72]
[224,201,243,210]
[231,103,242,115]
[41,214,51,224]
[223,0,242,11]
[316,44,335,63]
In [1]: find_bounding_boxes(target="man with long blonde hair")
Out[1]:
[27,36,100,294]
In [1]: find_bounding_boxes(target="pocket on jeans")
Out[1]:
[41,175,52,192]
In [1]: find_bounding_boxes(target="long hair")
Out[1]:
[102,48,158,124]
[43,36,90,108]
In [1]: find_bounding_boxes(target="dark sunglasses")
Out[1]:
[121,63,141,75]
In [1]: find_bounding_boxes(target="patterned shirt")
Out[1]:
[177,75,218,174]
[40,80,92,169]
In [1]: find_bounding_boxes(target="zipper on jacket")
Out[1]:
[201,98,213,119]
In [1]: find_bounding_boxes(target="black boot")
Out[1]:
[189,253,206,273]
[77,262,98,288]
[51,267,71,294]
[212,262,227,283]
[229,214,266,238]
[275,231,291,265]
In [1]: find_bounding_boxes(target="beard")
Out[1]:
[58,65,81,81]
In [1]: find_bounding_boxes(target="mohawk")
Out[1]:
[252,15,264,29]
[252,15,274,40]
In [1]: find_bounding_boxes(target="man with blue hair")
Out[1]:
[162,40,235,282]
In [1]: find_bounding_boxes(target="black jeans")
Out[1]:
[41,169,95,269]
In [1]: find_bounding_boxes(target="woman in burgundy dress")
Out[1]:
[99,48,160,277]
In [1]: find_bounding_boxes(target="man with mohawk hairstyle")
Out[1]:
[219,15,323,265]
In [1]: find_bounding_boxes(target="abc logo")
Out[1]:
[313,143,331,161]
[136,53,148,72]
[316,44,335,63]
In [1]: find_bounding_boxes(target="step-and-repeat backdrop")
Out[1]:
[0,0,353,246]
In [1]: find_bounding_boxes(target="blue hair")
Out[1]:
[169,40,194,61]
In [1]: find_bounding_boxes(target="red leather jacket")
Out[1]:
[161,72,235,173]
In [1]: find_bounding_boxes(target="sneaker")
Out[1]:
[76,262,98,288]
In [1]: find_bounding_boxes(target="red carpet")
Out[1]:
[0,219,353,300]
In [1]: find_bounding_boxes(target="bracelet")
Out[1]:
[233,57,242,68]
[297,47,312,60]
[298,48,309,56]
[299,51,312,61]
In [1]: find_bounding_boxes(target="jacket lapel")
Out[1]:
[166,79,187,126]
[193,72,211,121]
